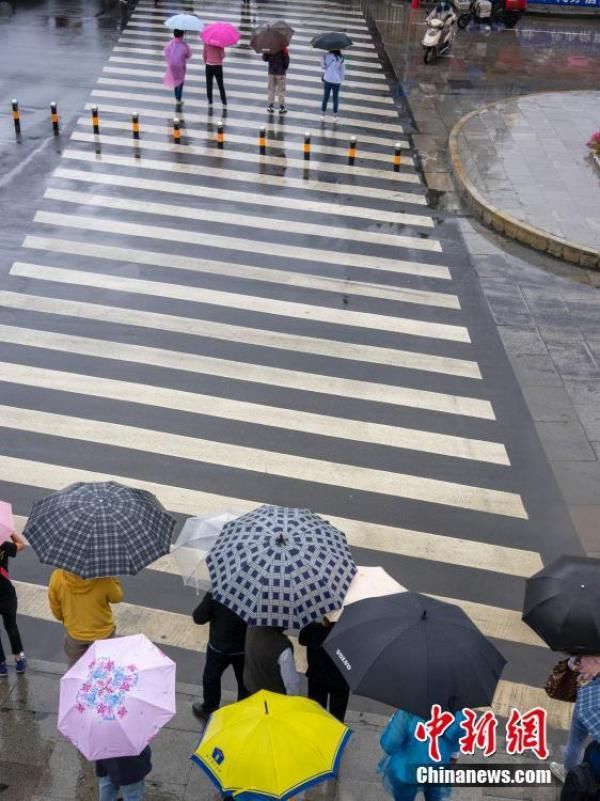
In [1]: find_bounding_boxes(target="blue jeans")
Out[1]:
[174,82,184,102]
[98,776,145,801]
[564,713,589,771]
[321,81,340,114]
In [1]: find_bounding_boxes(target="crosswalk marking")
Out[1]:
[0,323,492,418]
[134,6,370,31]
[10,261,469,344]
[0,291,482,377]
[53,166,429,228]
[33,210,446,278]
[0,361,507,464]
[0,405,526,517]
[64,141,425,206]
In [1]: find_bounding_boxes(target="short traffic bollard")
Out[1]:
[91,105,100,135]
[217,121,224,149]
[173,117,181,143]
[348,136,357,166]
[50,101,59,135]
[11,99,20,136]
[393,142,402,172]
[258,125,267,155]
[132,113,140,140]
[303,131,311,161]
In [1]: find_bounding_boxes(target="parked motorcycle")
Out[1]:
[453,0,526,29]
[421,0,458,63]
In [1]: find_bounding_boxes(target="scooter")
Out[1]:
[421,2,458,63]
[453,0,526,28]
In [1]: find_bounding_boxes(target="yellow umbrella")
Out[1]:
[192,690,352,799]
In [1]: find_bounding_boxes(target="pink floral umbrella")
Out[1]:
[0,501,14,545]
[200,21,240,48]
[58,634,176,760]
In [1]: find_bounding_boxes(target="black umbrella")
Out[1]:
[523,556,600,654]
[250,20,294,53]
[323,592,506,718]
[311,31,353,50]
[24,482,176,578]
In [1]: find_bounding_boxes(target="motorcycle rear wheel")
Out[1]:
[423,46,436,63]
[457,14,471,28]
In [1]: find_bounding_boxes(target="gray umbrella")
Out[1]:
[311,31,354,50]
[23,482,176,578]
[250,20,295,53]
[205,505,357,629]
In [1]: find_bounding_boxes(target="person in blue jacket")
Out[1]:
[378,708,465,801]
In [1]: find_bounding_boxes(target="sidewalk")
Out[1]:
[0,661,563,801]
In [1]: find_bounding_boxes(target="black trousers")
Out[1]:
[0,593,24,662]
[308,677,350,723]
[205,65,227,105]
[202,646,248,712]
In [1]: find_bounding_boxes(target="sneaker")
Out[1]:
[192,702,210,722]
[550,762,566,783]
[267,105,275,113]
[333,115,339,122]
[0,662,7,678]
[15,653,26,674]
[320,114,325,122]
[279,105,287,115]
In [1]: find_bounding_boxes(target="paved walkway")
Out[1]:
[450,91,600,268]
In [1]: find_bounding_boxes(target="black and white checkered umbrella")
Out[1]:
[24,482,176,578]
[205,505,357,629]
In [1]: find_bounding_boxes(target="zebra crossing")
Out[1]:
[0,0,573,729]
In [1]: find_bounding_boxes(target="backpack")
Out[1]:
[561,745,600,801]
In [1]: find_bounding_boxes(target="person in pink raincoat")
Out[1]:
[163,29,192,106]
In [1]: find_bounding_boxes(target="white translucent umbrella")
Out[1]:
[173,513,239,592]
[326,565,406,622]
[164,13,203,31]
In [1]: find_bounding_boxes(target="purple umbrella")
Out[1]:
[201,22,240,48]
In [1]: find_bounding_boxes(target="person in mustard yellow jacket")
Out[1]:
[48,570,123,667]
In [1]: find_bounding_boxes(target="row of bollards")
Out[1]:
[9,99,403,169]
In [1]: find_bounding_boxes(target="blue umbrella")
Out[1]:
[164,13,203,31]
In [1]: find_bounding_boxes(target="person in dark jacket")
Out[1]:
[192,591,248,721]
[263,48,289,114]
[243,625,300,696]
[96,745,152,801]
[0,530,27,677]
[299,618,349,722]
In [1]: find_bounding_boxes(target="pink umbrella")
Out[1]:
[200,21,240,48]
[0,501,14,545]
[58,634,176,760]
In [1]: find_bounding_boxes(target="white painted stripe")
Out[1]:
[113,46,387,82]
[12,260,464,342]
[55,164,429,228]
[72,127,419,186]
[0,361,507,463]
[95,79,403,132]
[47,182,437,253]
[26,232,453,309]
[80,110,411,166]
[133,4,368,28]
[108,55,386,92]
[0,322,492,418]
[135,0,365,17]
[0,291,482,378]
[5,459,535,575]
[34,209,447,279]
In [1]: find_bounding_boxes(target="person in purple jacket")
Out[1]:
[163,29,192,106]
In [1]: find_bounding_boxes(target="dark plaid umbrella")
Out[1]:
[311,31,354,50]
[205,505,356,629]
[324,593,506,718]
[24,482,176,578]
[523,556,600,654]
[250,20,295,53]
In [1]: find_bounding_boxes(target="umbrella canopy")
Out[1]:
[164,13,203,31]
[311,31,354,50]
[250,20,295,53]
[206,505,356,628]
[23,481,176,578]
[0,500,14,545]
[192,690,351,800]
[201,21,240,47]
[58,634,176,760]
[173,512,239,592]
[523,556,600,654]
[326,565,405,622]
[324,592,506,719]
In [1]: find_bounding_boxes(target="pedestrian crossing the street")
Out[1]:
[0,0,573,729]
